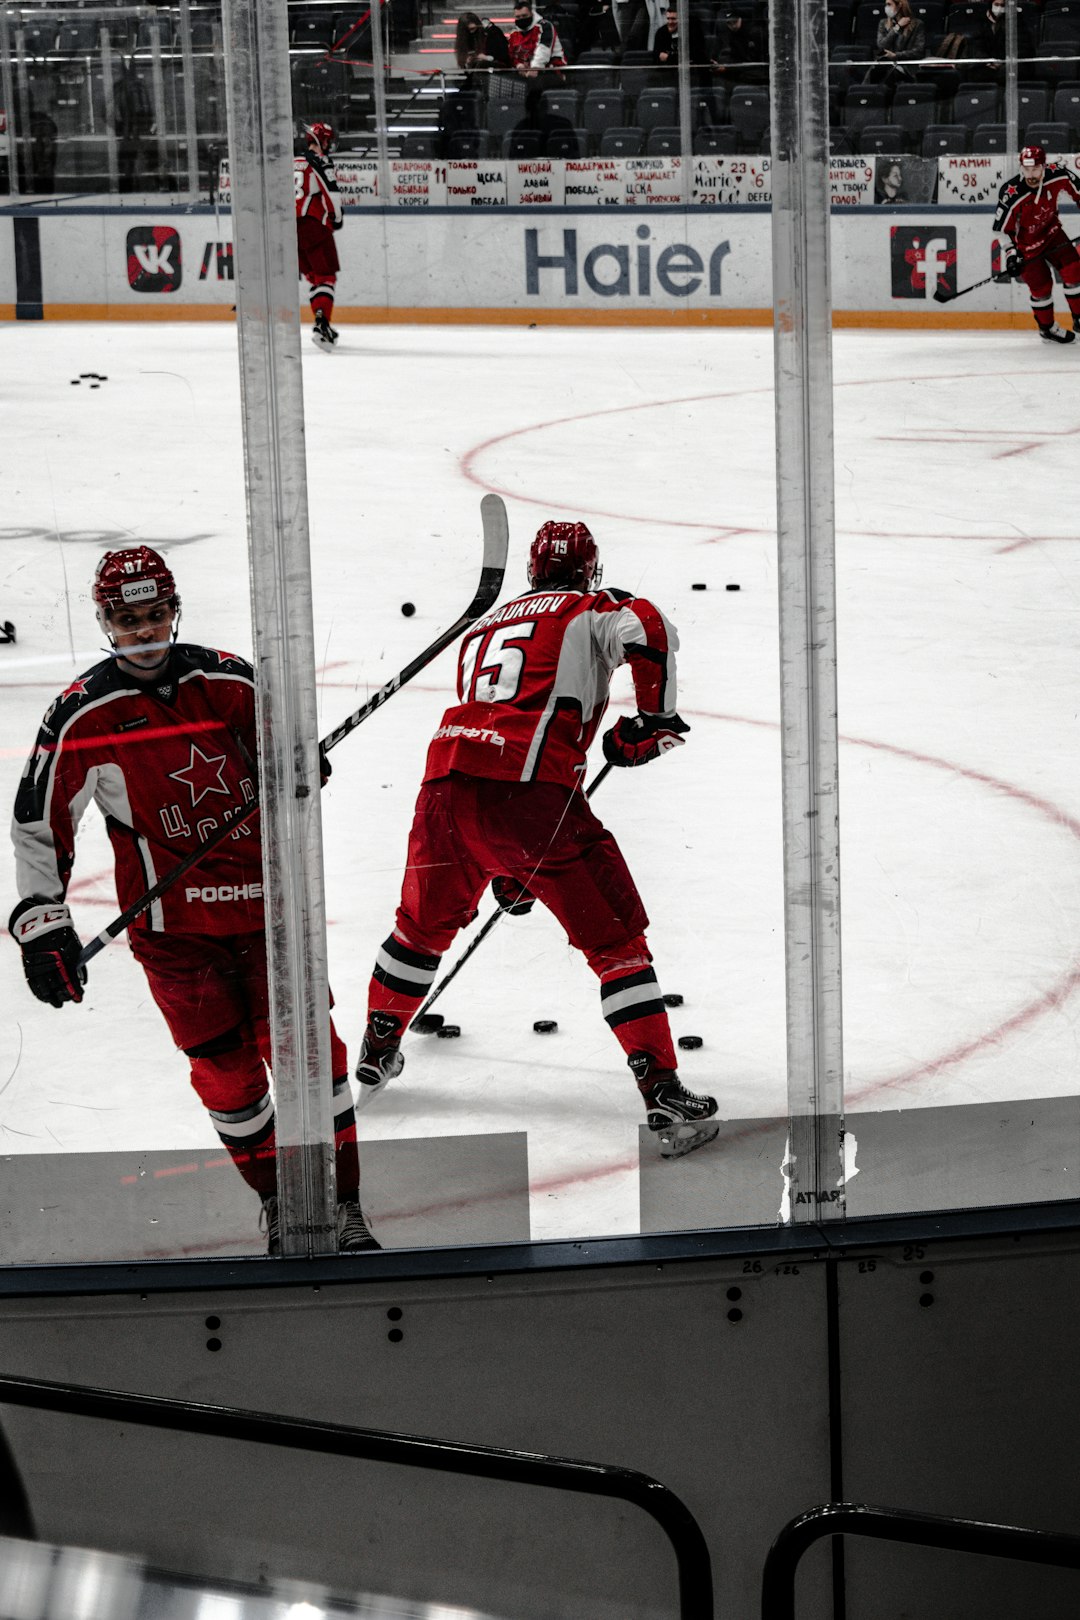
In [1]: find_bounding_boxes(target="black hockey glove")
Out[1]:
[9,899,87,1007]
[602,711,691,768]
[1000,247,1025,280]
[319,742,333,785]
[491,875,535,916]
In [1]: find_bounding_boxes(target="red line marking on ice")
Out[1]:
[153,1162,200,1178]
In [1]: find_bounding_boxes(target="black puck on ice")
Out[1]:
[678,1034,703,1050]
[663,992,684,1007]
[413,1012,444,1034]
[691,582,707,591]
[90,383,100,389]
[71,379,80,385]
[436,1023,461,1039]
[725,583,741,592]
[533,1019,558,1034]
[401,602,416,617]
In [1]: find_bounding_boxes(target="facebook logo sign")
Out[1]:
[890,225,957,300]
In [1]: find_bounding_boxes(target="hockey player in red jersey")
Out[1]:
[8,547,377,1252]
[993,143,1080,344]
[355,521,719,1159]
[295,120,343,348]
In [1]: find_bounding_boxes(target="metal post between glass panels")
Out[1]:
[369,0,391,200]
[177,0,200,198]
[1004,0,1018,162]
[149,21,170,187]
[222,0,338,1257]
[13,27,31,195]
[769,0,845,1222]
[0,5,19,197]
[675,0,692,202]
[100,27,119,195]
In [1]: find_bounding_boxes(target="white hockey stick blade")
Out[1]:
[474,495,509,618]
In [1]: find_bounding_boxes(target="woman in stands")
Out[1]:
[865,0,926,85]
[455,12,511,72]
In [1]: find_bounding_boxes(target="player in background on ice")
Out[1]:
[355,521,720,1159]
[993,143,1080,344]
[295,120,343,348]
[8,547,377,1254]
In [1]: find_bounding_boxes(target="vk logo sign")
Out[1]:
[126,226,183,293]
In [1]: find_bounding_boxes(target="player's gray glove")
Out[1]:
[602,711,691,768]
[491,875,535,915]
[9,899,87,1007]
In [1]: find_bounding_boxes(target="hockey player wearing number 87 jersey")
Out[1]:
[356,520,720,1158]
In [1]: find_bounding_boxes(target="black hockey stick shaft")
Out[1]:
[408,761,613,1032]
[935,233,1080,303]
[78,497,509,966]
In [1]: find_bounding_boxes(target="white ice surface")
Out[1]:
[2,321,1079,1243]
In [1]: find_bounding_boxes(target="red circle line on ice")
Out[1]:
[460,368,1077,550]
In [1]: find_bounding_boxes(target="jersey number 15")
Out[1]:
[459,621,536,703]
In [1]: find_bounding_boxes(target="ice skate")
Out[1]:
[312,311,339,347]
[630,1052,720,1159]
[338,1200,381,1252]
[355,1011,404,1107]
[260,1194,280,1256]
[1039,322,1075,343]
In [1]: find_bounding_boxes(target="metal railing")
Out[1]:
[761,1502,1080,1619]
[0,1373,714,1620]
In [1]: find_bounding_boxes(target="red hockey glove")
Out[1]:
[9,899,87,1007]
[602,711,691,768]
[491,875,536,915]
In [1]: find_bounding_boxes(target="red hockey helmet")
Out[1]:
[305,121,336,155]
[528,521,601,591]
[1020,143,1046,168]
[92,546,179,627]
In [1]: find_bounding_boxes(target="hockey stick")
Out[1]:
[408,759,614,1033]
[77,496,510,967]
[934,234,1080,303]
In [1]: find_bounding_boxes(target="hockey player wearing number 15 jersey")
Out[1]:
[356,520,720,1158]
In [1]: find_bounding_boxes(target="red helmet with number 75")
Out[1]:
[528,521,601,591]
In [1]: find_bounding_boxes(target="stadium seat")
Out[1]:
[1018,83,1051,124]
[922,122,969,154]
[582,88,628,143]
[891,83,940,141]
[646,126,684,155]
[843,83,889,142]
[853,0,890,52]
[729,85,770,149]
[540,88,580,125]
[545,126,587,156]
[487,97,529,138]
[694,124,740,153]
[635,86,679,133]
[1052,80,1080,125]
[1023,119,1071,149]
[441,91,484,134]
[576,49,619,89]
[447,129,491,158]
[861,123,909,153]
[599,124,645,156]
[972,122,1007,151]
[911,0,946,35]
[402,131,438,158]
[503,128,543,158]
[953,83,1001,131]
[827,2,854,49]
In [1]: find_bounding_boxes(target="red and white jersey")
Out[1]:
[12,646,264,938]
[423,585,679,788]
[294,152,342,231]
[994,164,1080,258]
[508,14,566,71]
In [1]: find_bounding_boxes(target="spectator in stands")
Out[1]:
[864,0,926,85]
[969,0,1033,85]
[619,0,666,52]
[575,0,621,55]
[110,58,155,192]
[455,12,512,71]
[653,5,713,69]
[713,11,768,83]
[508,0,568,78]
[27,104,58,195]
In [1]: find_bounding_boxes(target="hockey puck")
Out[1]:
[412,1012,444,1034]
[533,1019,558,1034]
[90,383,100,390]
[725,583,741,592]
[71,379,80,385]
[677,1035,703,1050]
[662,992,684,1007]
[691,582,707,591]
[401,602,416,617]
[436,1023,461,1039]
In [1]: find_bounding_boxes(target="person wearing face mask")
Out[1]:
[454,11,511,71]
[508,0,567,79]
[971,0,1032,85]
[864,0,925,85]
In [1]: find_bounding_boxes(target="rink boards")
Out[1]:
[0,197,1047,326]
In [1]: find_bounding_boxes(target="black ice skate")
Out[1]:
[629,1052,720,1159]
[1039,322,1075,343]
[355,1010,404,1107]
[260,1194,280,1256]
[338,1200,381,1252]
[312,311,339,347]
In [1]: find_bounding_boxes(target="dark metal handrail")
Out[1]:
[0,1374,713,1620]
[761,1502,1080,1619]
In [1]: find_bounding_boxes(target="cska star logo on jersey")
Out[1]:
[168,742,232,807]
[61,677,90,703]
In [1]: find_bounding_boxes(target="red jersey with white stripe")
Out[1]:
[12,646,264,937]
[423,585,679,788]
[294,152,342,231]
[994,164,1080,258]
